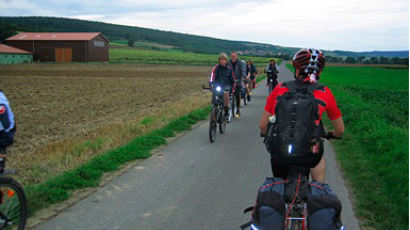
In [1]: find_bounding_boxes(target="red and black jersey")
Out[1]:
[264,81,342,121]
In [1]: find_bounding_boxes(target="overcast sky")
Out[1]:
[1,0,408,51]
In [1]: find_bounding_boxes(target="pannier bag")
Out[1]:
[264,80,325,168]
[308,181,344,230]
[241,177,287,230]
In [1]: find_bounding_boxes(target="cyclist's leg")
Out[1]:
[310,155,325,183]
[235,89,241,115]
[223,91,230,115]
[223,91,230,107]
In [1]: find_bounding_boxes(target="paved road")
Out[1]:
[35,63,360,230]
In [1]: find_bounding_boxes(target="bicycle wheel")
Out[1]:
[290,221,301,230]
[218,109,227,134]
[268,83,273,95]
[230,94,235,120]
[243,93,248,105]
[209,107,217,143]
[0,177,27,230]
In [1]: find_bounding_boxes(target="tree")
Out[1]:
[370,57,379,64]
[357,56,366,63]
[345,56,357,63]
[391,57,401,64]
[127,38,135,47]
[379,56,390,64]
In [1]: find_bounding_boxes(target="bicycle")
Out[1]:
[266,71,278,95]
[242,133,343,230]
[243,78,251,106]
[232,79,243,118]
[204,85,230,143]
[0,154,27,230]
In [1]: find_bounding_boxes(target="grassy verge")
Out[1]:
[25,106,210,215]
[256,74,267,83]
[287,64,409,229]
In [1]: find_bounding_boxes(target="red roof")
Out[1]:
[0,44,32,54]
[6,32,109,42]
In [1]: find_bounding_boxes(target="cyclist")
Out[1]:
[228,52,246,118]
[209,53,234,118]
[246,59,258,92]
[259,49,345,183]
[264,59,279,89]
[0,90,16,173]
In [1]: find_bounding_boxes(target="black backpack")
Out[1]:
[265,80,325,167]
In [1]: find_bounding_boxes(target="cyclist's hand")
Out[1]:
[325,131,341,140]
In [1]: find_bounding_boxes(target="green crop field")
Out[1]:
[109,47,275,66]
[287,65,409,229]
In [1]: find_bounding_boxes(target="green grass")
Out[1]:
[109,48,277,66]
[25,106,210,215]
[73,138,105,156]
[287,64,409,229]
[256,74,267,83]
[140,116,156,125]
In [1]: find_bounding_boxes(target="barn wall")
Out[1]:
[5,40,88,62]
[0,53,33,64]
[87,35,109,62]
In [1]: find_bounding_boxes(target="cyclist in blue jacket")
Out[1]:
[0,90,16,172]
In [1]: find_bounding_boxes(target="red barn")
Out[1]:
[5,32,109,62]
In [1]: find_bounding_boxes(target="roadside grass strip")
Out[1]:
[286,64,409,230]
[256,74,267,83]
[25,106,210,215]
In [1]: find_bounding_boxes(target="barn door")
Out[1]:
[64,48,72,62]
[55,48,64,62]
[55,48,72,63]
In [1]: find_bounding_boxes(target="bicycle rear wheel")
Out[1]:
[0,177,27,230]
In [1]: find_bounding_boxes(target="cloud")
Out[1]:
[0,0,408,51]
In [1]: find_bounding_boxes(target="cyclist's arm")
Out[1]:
[259,86,281,135]
[209,65,217,86]
[325,87,344,137]
[330,117,344,137]
[259,110,272,136]
[241,61,247,79]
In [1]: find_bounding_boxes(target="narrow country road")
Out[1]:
[35,63,360,230]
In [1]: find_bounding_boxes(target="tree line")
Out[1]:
[270,53,408,65]
[327,56,409,65]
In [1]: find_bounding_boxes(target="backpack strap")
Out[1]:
[307,83,324,93]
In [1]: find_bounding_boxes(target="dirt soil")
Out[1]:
[0,63,212,185]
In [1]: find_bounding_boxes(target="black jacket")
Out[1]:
[209,64,234,88]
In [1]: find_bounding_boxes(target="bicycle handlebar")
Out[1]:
[323,131,342,140]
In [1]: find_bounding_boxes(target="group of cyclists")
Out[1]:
[209,51,280,120]
[209,49,346,229]
[208,49,344,184]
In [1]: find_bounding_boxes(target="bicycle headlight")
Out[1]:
[216,86,222,92]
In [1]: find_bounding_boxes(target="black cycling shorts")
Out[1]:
[270,153,324,179]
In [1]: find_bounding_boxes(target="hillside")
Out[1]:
[0,16,408,58]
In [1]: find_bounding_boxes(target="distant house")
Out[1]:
[5,32,109,63]
[0,44,33,64]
